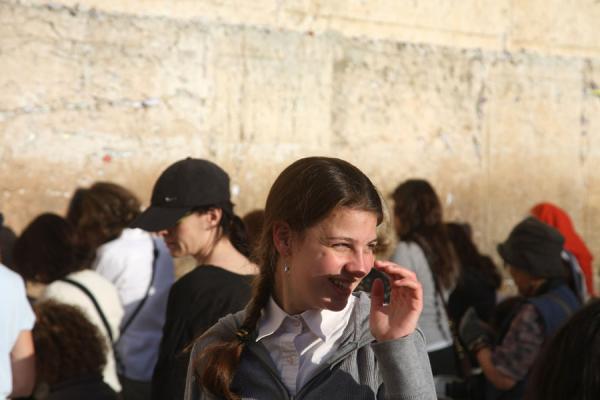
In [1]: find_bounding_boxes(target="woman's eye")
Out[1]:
[333,243,351,249]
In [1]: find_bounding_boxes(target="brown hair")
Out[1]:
[242,209,265,262]
[13,213,87,283]
[66,182,141,254]
[195,157,383,399]
[32,300,108,386]
[445,222,501,290]
[392,179,458,289]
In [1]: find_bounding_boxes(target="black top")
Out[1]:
[447,266,498,324]
[447,255,501,324]
[48,374,117,400]
[151,265,253,400]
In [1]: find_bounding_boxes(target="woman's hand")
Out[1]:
[369,260,423,342]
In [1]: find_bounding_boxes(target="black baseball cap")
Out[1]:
[131,158,232,232]
[497,216,566,279]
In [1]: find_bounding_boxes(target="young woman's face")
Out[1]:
[284,207,378,314]
[158,212,216,260]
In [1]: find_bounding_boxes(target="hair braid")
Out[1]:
[196,261,274,399]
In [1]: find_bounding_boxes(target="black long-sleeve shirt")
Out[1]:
[151,265,253,400]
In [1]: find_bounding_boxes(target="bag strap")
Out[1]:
[60,277,115,343]
[418,239,473,379]
[119,237,159,336]
[431,273,473,378]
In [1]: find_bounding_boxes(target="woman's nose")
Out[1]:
[345,250,373,278]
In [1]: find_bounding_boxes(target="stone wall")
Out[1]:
[1,0,600,289]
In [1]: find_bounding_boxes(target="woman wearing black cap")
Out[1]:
[459,217,581,400]
[131,158,257,400]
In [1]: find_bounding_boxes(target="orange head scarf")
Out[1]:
[531,202,594,295]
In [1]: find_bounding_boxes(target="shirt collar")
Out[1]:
[256,297,289,342]
[256,295,356,342]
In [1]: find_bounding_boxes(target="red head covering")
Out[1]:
[531,202,595,295]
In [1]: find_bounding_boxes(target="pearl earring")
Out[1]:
[283,263,290,273]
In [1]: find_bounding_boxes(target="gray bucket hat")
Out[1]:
[497,216,566,279]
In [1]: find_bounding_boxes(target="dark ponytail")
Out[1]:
[194,157,383,399]
[194,205,251,259]
[222,212,251,258]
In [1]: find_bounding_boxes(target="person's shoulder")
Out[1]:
[70,268,114,286]
[391,241,427,269]
[170,266,210,293]
[198,265,250,279]
[42,278,81,303]
[510,302,543,331]
[66,270,122,304]
[96,228,152,257]
[184,266,252,290]
[168,266,234,302]
[192,309,247,351]
[395,241,424,255]
[0,263,32,317]
[0,262,24,287]
[170,267,253,308]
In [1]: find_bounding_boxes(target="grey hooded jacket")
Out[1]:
[184,292,436,400]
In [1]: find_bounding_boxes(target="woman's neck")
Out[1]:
[273,266,306,315]
[196,236,258,275]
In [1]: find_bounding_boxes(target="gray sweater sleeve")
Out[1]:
[372,329,436,400]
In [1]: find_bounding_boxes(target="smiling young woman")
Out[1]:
[184,156,435,400]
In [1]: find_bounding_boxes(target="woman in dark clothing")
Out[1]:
[446,222,502,324]
[32,300,118,400]
[131,158,257,400]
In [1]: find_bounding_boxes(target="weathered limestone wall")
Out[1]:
[1,0,600,288]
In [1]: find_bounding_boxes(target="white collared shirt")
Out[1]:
[256,296,356,395]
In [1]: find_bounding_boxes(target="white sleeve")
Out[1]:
[12,272,35,336]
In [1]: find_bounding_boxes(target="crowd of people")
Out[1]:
[1,156,599,400]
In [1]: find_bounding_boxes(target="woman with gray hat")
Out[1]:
[131,157,257,400]
[459,217,581,400]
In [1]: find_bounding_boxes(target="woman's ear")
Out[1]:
[205,208,223,228]
[273,221,292,256]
